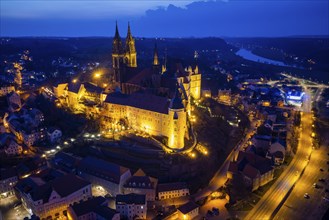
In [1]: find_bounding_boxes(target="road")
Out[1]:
[244,87,314,220]
[273,87,329,220]
[274,143,329,220]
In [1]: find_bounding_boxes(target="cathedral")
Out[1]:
[53,23,201,150]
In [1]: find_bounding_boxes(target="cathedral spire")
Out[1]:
[124,22,137,67]
[112,21,123,54]
[153,42,159,66]
[126,22,133,42]
[114,21,121,40]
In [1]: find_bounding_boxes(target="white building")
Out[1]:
[116,193,146,220]
[157,182,189,200]
[0,133,22,156]
[123,169,157,202]
[15,170,92,219]
[177,201,199,220]
[47,127,62,143]
[0,168,18,198]
[4,138,22,155]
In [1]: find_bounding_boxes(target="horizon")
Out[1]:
[2,35,329,39]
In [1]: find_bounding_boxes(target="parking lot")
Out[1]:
[199,198,229,219]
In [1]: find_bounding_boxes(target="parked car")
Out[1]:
[304,193,310,199]
[319,178,325,182]
[212,207,219,215]
[207,210,214,217]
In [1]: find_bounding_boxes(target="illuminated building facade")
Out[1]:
[53,23,201,150]
[177,201,199,220]
[102,86,187,149]
[0,168,18,198]
[116,193,147,220]
[157,182,189,200]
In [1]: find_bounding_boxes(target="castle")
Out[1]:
[54,23,201,150]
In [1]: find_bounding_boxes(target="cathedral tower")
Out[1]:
[124,22,137,68]
[168,86,186,150]
[152,42,161,74]
[153,42,159,66]
[112,21,124,83]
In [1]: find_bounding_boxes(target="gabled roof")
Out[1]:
[0,167,17,180]
[0,133,15,146]
[253,135,271,142]
[177,201,199,214]
[16,173,90,203]
[170,87,184,110]
[71,197,106,216]
[127,68,153,85]
[53,152,80,171]
[104,92,170,114]
[78,156,130,184]
[157,182,188,192]
[124,176,154,189]
[271,139,286,148]
[271,151,284,159]
[116,193,146,205]
[67,82,81,93]
[16,157,47,177]
[70,196,117,218]
[83,82,103,94]
[242,164,260,179]
[236,151,273,176]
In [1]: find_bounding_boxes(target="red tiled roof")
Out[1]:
[104,92,170,114]
[127,68,154,85]
[242,164,260,179]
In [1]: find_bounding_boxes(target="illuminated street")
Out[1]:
[245,86,315,220]
[274,142,329,220]
[0,195,30,220]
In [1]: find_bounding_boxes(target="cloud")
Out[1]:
[1,0,196,19]
[133,0,329,37]
[1,0,328,37]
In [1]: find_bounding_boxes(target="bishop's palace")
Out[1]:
[54,23,201,150]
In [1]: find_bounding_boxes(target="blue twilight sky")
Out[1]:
[0,0,328,37]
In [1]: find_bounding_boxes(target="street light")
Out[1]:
[94,71,102,79]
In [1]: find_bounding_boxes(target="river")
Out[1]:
[236,48,298,68]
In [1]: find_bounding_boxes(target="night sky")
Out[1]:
[1,0,328,37]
